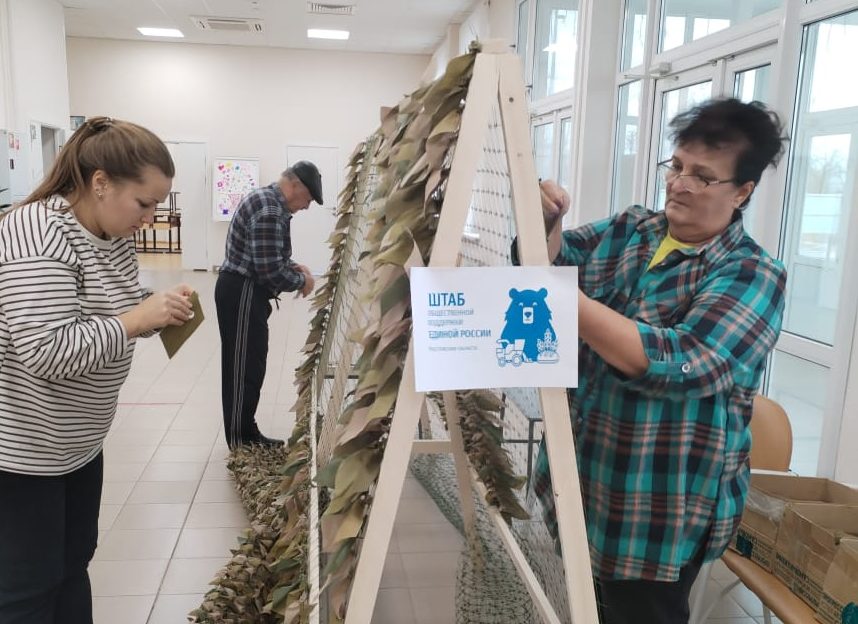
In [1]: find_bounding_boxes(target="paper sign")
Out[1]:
[212,157,259,222]
[411,266,578,392]
[159,292,205,358]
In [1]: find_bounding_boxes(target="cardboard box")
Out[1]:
[730,474,858,571]
[816,538,858,624]
[773,504,858,610]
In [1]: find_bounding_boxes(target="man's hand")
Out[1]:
[295,264,315,298]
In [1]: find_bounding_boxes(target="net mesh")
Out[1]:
[316,138,380,467]
[412,97,571,623]
[312,100,574,623]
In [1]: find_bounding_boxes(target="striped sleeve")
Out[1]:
[0,210,130,380]
[137,256,160,338]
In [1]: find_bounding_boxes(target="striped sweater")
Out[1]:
[0,197,141,475]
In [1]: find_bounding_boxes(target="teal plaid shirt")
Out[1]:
[532,205,786,581]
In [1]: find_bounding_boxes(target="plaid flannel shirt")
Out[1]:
[220,183,305,295]
[532,205,786,581]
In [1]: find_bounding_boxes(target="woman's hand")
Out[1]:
[119,284,195,337]
[540,180,570,263]
[540,180,570,231]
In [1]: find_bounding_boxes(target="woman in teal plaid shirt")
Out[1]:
[533,99,788,624]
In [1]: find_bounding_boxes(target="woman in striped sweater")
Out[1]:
[0,117,195,623]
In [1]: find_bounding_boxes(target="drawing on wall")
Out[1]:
[213,157,259,221]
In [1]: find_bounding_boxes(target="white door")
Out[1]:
[286,145,338,275]
[0,131,11,211]
[28,123,43,188]
[165,142,209,271]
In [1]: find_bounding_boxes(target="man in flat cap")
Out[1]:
[215,161,323,448]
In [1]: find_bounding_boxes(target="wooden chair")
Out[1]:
[689,394,795,624]
[748,395,793,472]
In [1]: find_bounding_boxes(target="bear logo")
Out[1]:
[497,287,559,367]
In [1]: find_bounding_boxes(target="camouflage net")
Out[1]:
[192,44,575,624]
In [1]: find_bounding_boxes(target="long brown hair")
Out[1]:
[20,116,175,209]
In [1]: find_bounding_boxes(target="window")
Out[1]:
[771,8,858,476]
[732,63,772,236]
[532,0,578,99]
[621,0,647,71]
[808,15,858,112]
[767,351,829,475]
[781,11,858,346]
[558,117,573,193]
[659,0,783,52]
[734,64,770,103]
[783,132,853,345]
[611,80,641,213]
[533,122,555,180]
[517,0,530,63]
[652,80,713,210]
[530,112,572,221]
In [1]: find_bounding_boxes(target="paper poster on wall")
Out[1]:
[212,157,259,222]
[411,266,578,392]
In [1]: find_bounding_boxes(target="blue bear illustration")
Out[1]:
[498,288,558,367]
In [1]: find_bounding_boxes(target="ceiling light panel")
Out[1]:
[307,28,350,40]
[137,27,184,37]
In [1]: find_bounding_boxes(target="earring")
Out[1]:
[96,188,104,199]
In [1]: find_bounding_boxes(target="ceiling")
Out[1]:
[60,0,476,55]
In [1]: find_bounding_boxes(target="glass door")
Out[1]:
[770,9,858,476]
[531,109,574,224]
[642,47,776,213]
[725,47,774,238]
[533,117,556,181]
[646,67,714,211]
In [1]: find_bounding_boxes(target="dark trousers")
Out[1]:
[0,454,103,624]
[215,271,272,448]
[597,549,705,624]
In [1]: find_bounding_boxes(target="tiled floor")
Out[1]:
[695,559,786,624]
[91,254,778,623]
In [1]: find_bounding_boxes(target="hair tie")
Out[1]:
[84,117,114,132]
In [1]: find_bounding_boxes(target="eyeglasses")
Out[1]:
[657,159,736,193]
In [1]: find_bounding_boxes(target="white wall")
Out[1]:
[488,0,516,48]
[458,0,492,53]
[0,2,11,129]
[836,315,858,484]
[421,24,460,83]
[6,0,69,131]
[421,0,516,82]
[66,37,428,268]
[0,0,69,199]
[571,1,623,227]
[459,0,515,54]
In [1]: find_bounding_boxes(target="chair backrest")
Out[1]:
[749,395,793,471]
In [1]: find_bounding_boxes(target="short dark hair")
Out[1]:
[669,98,788,199]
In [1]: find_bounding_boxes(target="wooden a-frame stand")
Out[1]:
[327,42,599,624]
